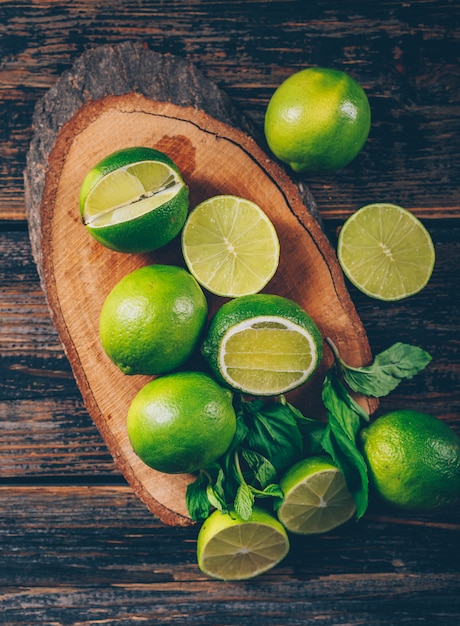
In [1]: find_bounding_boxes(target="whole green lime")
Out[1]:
[360,410,460,511]
[127,371,236,474]
[79,146,189,253]
[99,264,208,375]
[264,67,371,173]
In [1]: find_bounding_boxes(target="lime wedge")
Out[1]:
[79,147,189,254]
[337,203,435,301]
[84,162,182,226]
[201,294,323,396]
[277,456,356,535]
[197,507,290,580]
[181,195,280,297]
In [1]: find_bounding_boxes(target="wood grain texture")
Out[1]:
[1,1,459,220]
[0,486,459,625]
[1,2,459,623]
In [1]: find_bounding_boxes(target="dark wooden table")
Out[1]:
[1,2,459,624]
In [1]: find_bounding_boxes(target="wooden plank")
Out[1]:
[0,486,459,625]
[1,0,459,221]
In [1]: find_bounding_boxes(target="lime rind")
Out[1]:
[338,203,435,301]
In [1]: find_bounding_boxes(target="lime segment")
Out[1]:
[84,162,182,226]
[337,203,435,301]
[197,508,290,580]
[181,195,280,297]
[278,456,356,535]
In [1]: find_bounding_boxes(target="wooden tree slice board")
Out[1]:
[24,42,374,527]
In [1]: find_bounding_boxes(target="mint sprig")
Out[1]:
[186,396,309,521]
[326,338,432,397]
[321,338,432,518]
[186,339,432,523]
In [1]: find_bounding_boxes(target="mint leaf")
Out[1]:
[252,483,284,499]
[240,448,278,488]
[339,341,432,397]
[322,369,370,434]
[242,398,303,473]
[321,370,369,519]
[234,482,254,520]
[186,470,212,521]
[285,401,326,455]
[207,467,228,513]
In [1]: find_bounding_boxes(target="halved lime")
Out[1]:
[181,195,280,297]
[337,203,435,301]
[80,147,189,253]
[201,293,323,396]
[197,507,290,580]
[277,456,356,535]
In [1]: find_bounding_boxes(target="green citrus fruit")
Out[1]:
[360,410,460,511]
[197,507,290,580]
[99,264,207,375]
[201,293,323,396]
[277,456,356,535]
[181,195,280,297]
[127,371,236,474]
[79,146,189,253]
[337,203,435,301]
[264,67,371,173]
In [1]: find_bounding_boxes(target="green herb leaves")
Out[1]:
[186,339,432,524]
[321,339,432,518]
[321,369,370,518]
[330,339,432,398]
[186,396,304,521]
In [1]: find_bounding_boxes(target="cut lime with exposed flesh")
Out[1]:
[201,293,323,396]
[181,195,280,297]
[337,203,435,301]
[277,456,356,535]
[80,147,189,253]
[197,507,290,580]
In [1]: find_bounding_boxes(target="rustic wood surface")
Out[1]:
[1,1,459,624]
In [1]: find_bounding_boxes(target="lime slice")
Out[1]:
[197,507,290,581]
[181,195,280,297]
[201,293,323,396]
[337,203,435,301]
[80,147,189,253]
[277,456,356,535]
